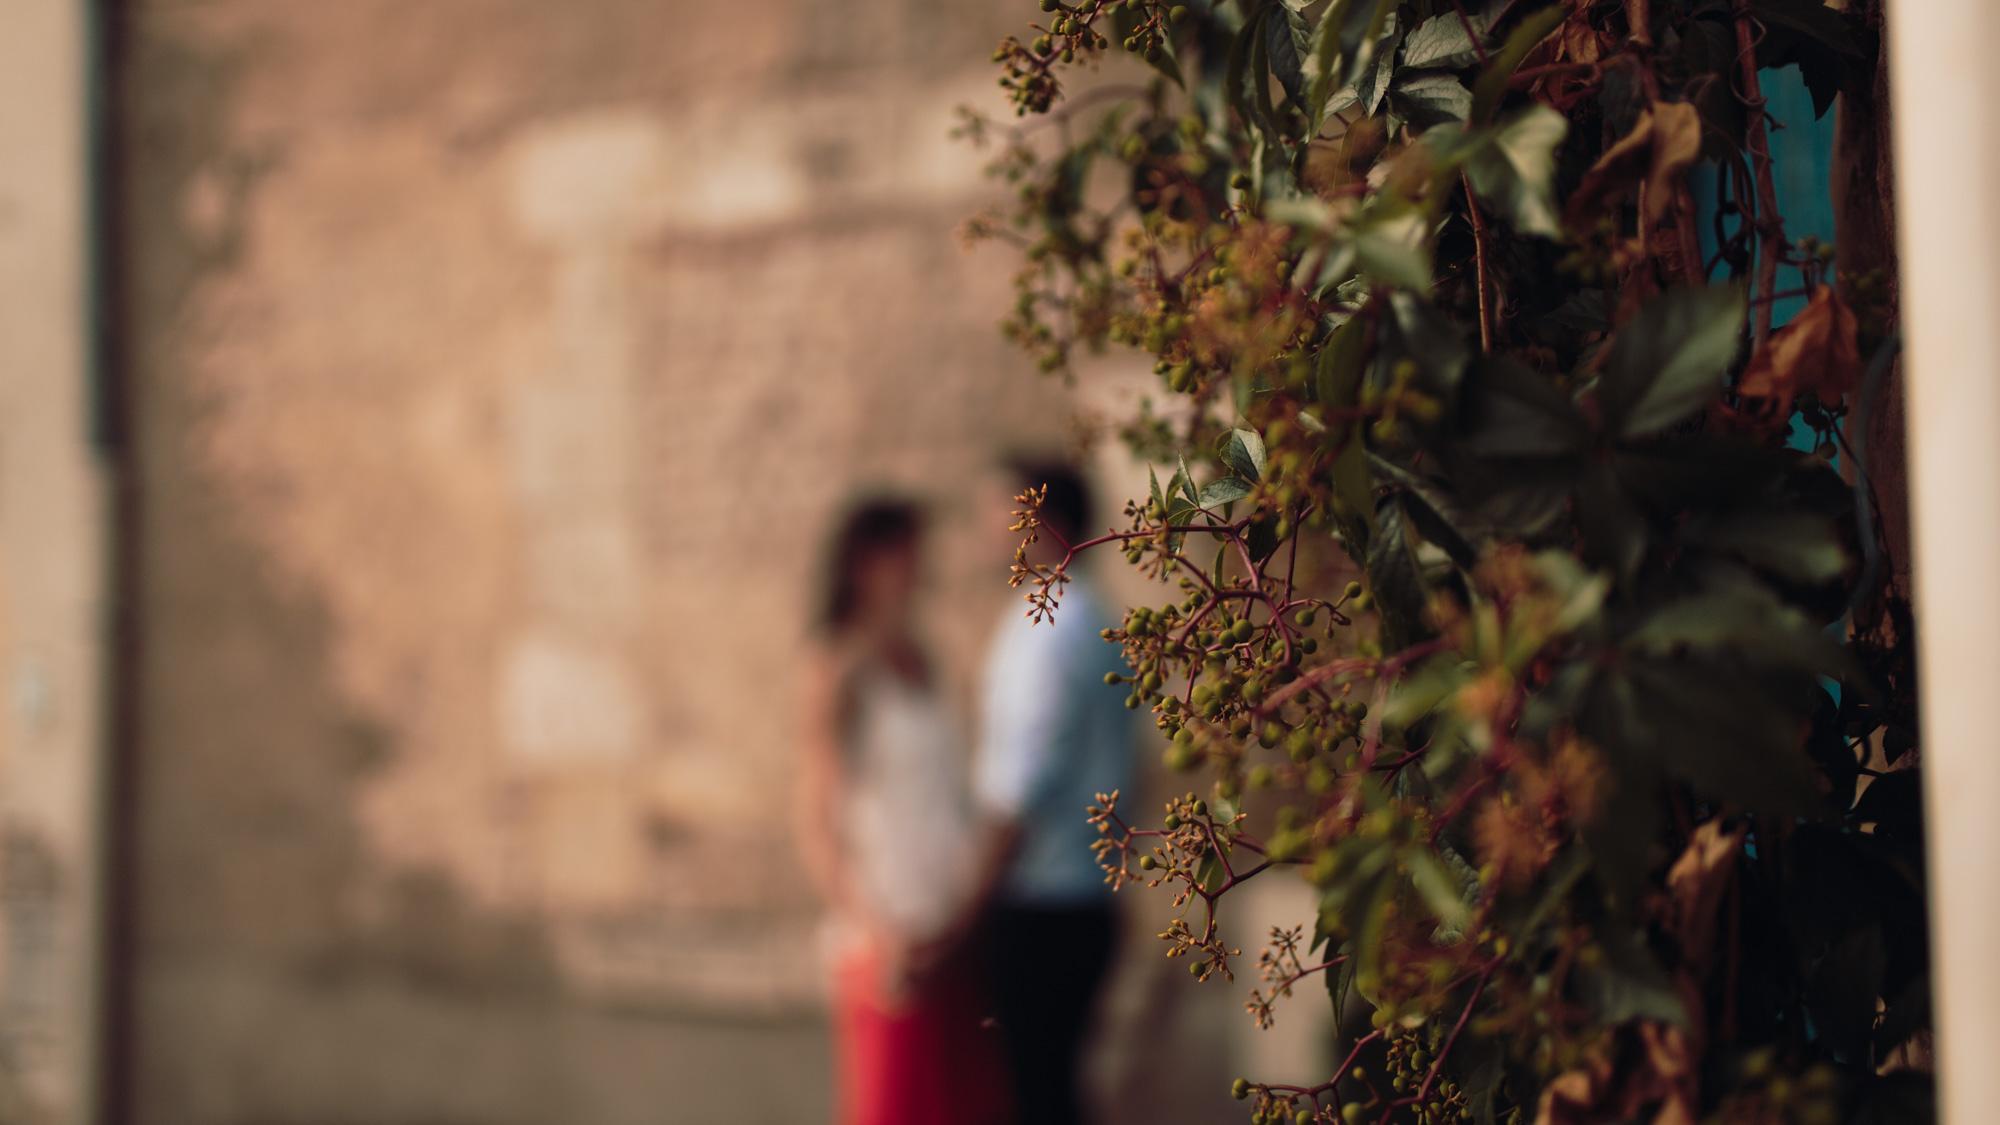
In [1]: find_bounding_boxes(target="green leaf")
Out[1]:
[1463,105,1568,237]
[1384,290,1470,395]
[1373,454,1477,566]
[1461,355,1590,458]
[1222,427,1269,480]
[1352,209,1433,291]
[1315,313,1370,407]
[1265,0,1311,107]
[1146,39,1187,87]
[1469,6,1564,122]
[1575,930,1688,1026]
[1616,657,1823,814]
[1244,7,1289,151]
[1266,195,1340,231]
[1330,425,1377,537]
[1390,73,1473,126]
[1349,14,1401,116]
[1408,849,1473,928]
[1693,511,1848,583]
[1598,285,1747,438]
[1198,477,1255,508]
[1624,582,1847,674]
[1751,0,1863,57]
[1303,0,1358,133]
[1400,7,1494,70]
[1196,848,1227,893]
[1574,464,1647,582]
[1366,499,1433,649]
[1351,871,1395,1004]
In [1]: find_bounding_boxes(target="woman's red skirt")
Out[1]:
[833,943,1011,1125]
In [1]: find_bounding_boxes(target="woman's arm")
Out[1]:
[795,644,860,918]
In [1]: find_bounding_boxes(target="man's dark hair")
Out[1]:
[1007,455,1093,545]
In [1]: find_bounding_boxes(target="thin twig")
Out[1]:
[1462,171,1494,352]
[1449,0,1491,65]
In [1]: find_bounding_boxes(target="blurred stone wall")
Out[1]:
[106,1,1333,1122]
[111,1,1079,1121]
[0,4,106,1124]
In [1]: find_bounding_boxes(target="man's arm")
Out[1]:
[929,623,1067,956]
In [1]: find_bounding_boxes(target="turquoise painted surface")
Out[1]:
[1692,64,1839,453]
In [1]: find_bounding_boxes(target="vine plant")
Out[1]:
[963,0,1927,1122]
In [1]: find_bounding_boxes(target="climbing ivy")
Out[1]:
[964,0,1926,1121]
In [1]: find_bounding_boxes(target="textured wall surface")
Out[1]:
[107,2,1326,1122]
[0,3,105,1123]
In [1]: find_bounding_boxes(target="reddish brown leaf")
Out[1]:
[1565,101,1703,228]
[1737,285,1863,409]
[1666,820,1744,975]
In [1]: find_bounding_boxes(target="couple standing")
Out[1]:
[797,459,1134,1125]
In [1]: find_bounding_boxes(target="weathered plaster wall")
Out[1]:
[109,1,1116,1122]
[104,1,1335,1121]
[0,3,106,1123]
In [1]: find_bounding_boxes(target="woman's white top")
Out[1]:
[838,666,976,947]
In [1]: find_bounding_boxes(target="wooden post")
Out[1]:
[1886,1,2000,1120]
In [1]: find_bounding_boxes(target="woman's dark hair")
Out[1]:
[1006,455,1093,544]
[817,497,924,633]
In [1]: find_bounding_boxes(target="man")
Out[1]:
[968,457,1136,1125]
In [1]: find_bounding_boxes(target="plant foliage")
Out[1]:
[962,0,1926,1121]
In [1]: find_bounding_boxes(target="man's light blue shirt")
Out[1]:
[974,578,1136,907]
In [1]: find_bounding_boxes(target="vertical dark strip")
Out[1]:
[88,0,142,1121]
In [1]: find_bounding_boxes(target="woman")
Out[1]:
[797,498,1009,1125]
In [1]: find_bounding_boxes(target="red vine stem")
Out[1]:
[1383,957,1501,1122]
[1260,1029,1385,1100]
[1733,3,1782,343]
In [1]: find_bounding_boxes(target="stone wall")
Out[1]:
[108,1,1167,1123]
[0,4,106,1123]
[103,2,1337,1121]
